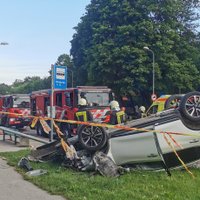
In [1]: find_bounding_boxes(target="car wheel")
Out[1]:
[164,94,182,109]
[179,91,200,122]
[78,125,108,151]
[181,116,200,130]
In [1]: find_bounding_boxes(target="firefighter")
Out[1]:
[139,106,146,118]
[104,100,126,125]
[80,92,88,104]
[64,98,93,138]
[75,98,93,122]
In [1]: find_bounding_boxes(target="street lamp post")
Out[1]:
[143,46,155,96]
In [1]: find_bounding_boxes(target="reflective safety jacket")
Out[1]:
[104,110,126,125]
[75,109,93,122]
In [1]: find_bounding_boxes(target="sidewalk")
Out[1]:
[0,132,66,200]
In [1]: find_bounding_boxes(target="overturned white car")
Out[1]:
[75,91,200,170]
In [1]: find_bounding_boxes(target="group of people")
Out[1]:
[61,98,146,138]
[76,97,147,125]
[76,98,126,125]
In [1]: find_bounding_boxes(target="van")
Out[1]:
[146,94,183,116]
[146,95,171,116]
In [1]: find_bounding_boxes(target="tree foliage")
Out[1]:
[10,76,51,94]
[0,76,51,95]
[71,0,200,103]
[0,83,10,95]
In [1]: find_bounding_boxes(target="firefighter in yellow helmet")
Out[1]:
[103,100,126,125]
[75,98,93,122]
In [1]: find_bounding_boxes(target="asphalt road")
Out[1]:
[0,128,66,200]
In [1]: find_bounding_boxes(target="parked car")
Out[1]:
[75,91,200,170]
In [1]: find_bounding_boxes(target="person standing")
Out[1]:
[75,98,93,122]
[104,100,126,125]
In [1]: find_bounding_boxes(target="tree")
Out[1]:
[71,0,200,104]
[10,76,51,94]
[0,83,10,95]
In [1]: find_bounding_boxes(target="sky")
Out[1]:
[0,0,91,85]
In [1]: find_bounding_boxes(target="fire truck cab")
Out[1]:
[30,86,114,136]
[0,94,31,129]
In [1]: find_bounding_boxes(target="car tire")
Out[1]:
[179,91,200,122]
[180,116,200,130]
[78,125,108,151]
[164,94,182,109]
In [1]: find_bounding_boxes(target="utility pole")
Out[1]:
[143,46,156,100]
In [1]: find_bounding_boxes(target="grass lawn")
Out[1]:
[0,149,200,200]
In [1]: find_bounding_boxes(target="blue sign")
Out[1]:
[53,65,67,89]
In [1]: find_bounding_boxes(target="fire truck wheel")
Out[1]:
[78,125,108,151]
[1,116,9,127]
[1,117,7,126]
[36,124,47,137]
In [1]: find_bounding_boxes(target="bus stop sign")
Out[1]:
[53,65,67,89]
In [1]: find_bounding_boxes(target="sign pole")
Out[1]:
[50,65,67,142]
[50,64,54,142]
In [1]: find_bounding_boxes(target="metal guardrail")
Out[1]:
[0,126,49,144]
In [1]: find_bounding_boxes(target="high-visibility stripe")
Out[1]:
[116,111,125,124]
[91,109,110,119]
[21,109,30,116]
[155,98,168,102]
[76,111,87,122]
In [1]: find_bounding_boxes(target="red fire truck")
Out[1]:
[30,86,114,136]
[0,94,31,129]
